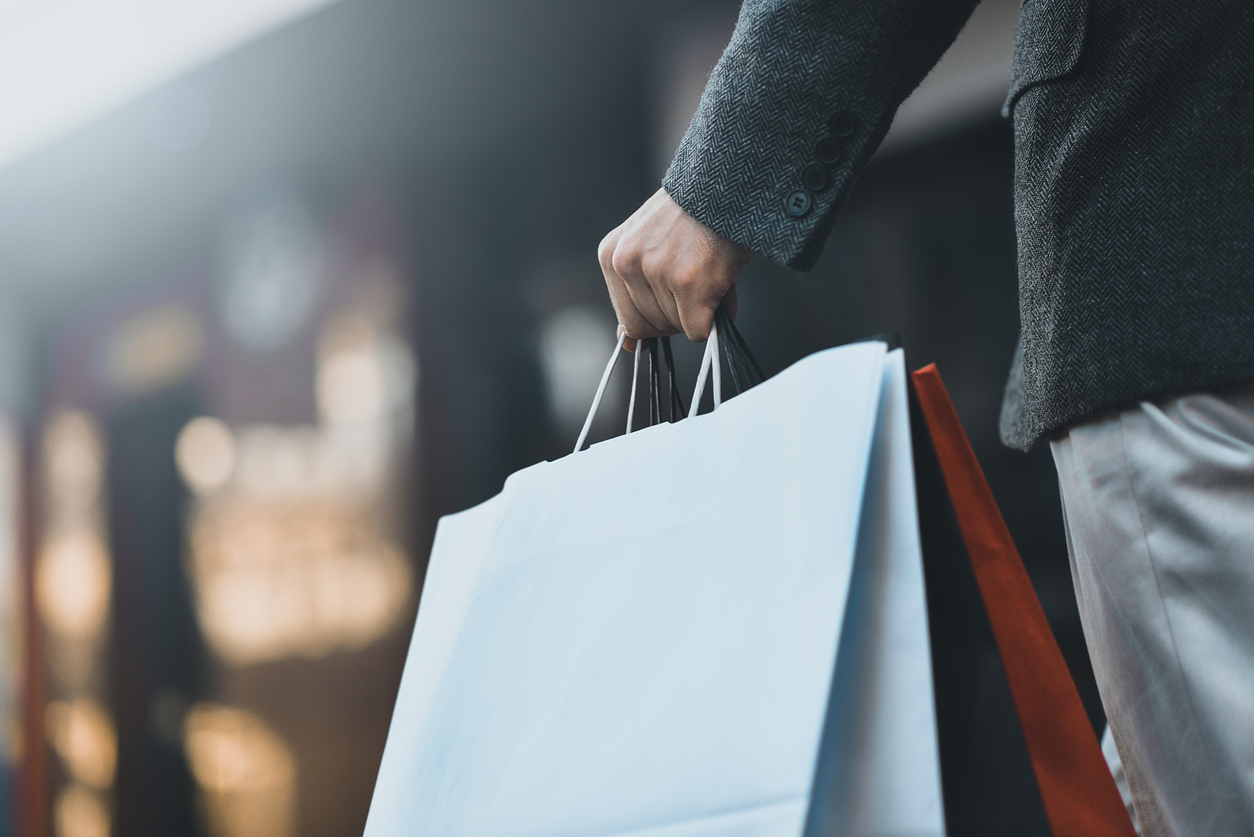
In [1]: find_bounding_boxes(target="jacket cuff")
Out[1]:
[661,0,978,271]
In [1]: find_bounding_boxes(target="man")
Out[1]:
[598,1,1254,835]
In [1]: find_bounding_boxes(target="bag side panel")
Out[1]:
[363,493,508,836]
[805,349,945,837]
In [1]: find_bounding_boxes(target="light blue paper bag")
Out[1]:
[365,338,943,837]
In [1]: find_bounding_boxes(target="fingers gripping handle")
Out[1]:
[573,326,722,454]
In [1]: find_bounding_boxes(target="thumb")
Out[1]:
[616,324,637,353]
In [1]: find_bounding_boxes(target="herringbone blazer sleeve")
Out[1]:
[663,0,979,270]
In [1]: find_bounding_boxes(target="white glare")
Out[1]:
[539,305,623,432]
[218,197,324,354]
[0,0,341,172]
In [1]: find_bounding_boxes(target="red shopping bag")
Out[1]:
[909,364,1136,837]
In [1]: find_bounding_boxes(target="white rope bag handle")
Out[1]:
[573,323,721,454]
[689,320,721,419]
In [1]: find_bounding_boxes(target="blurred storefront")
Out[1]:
[20,189,419,837]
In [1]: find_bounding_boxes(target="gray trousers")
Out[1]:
[1051,385,1254,837]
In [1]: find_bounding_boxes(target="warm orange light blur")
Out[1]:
[36,532,111,638]
[46,700,117,789]
[317,310,416,428]
[53,784,109,837]
[179,304,416,666]
[40,407,115,831]
[318,345,386,425]
[105,303,205,397]
[188,500,410,665]
[43,410,104,519]
[184,703,296,837]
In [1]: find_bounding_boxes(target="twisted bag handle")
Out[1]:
[574,302,762,453]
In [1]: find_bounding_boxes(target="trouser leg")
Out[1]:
[1050,387,1254,837]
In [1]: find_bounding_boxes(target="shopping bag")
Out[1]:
[364,330,945,837]
[909,366,1136,837]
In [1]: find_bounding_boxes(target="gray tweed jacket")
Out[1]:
[663,0,1254,450]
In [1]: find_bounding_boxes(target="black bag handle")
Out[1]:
[583,302,764,452]
[639,302,763,428]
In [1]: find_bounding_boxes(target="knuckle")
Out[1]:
[670,263,706,296]
[679,304,714,342]
[685,324,710,343]
[611,247,638,283]
[598,239,616,273]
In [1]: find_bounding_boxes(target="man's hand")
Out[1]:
[599,188,754,349]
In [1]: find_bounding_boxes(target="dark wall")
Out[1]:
[107,388,204,837]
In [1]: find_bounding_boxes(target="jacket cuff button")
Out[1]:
[802,163,830,191]
[828,110,858,137]
[785,190,813,217]
[815,137,843,164]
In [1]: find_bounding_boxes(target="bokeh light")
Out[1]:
[43,411,104,519]
[36,532,111,639]
[184,703,296,837]
[188,500,411,666]
[53,784,109,837]
[176,417,237,496]
[46,699,117,789]
[40,407,116,836]
[179,302,416,666]
[105,303,205,397]
[317,346,387,426]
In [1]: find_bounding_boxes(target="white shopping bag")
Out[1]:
[365,337,944,837]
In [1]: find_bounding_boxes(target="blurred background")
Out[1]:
[0,0,1095,834]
